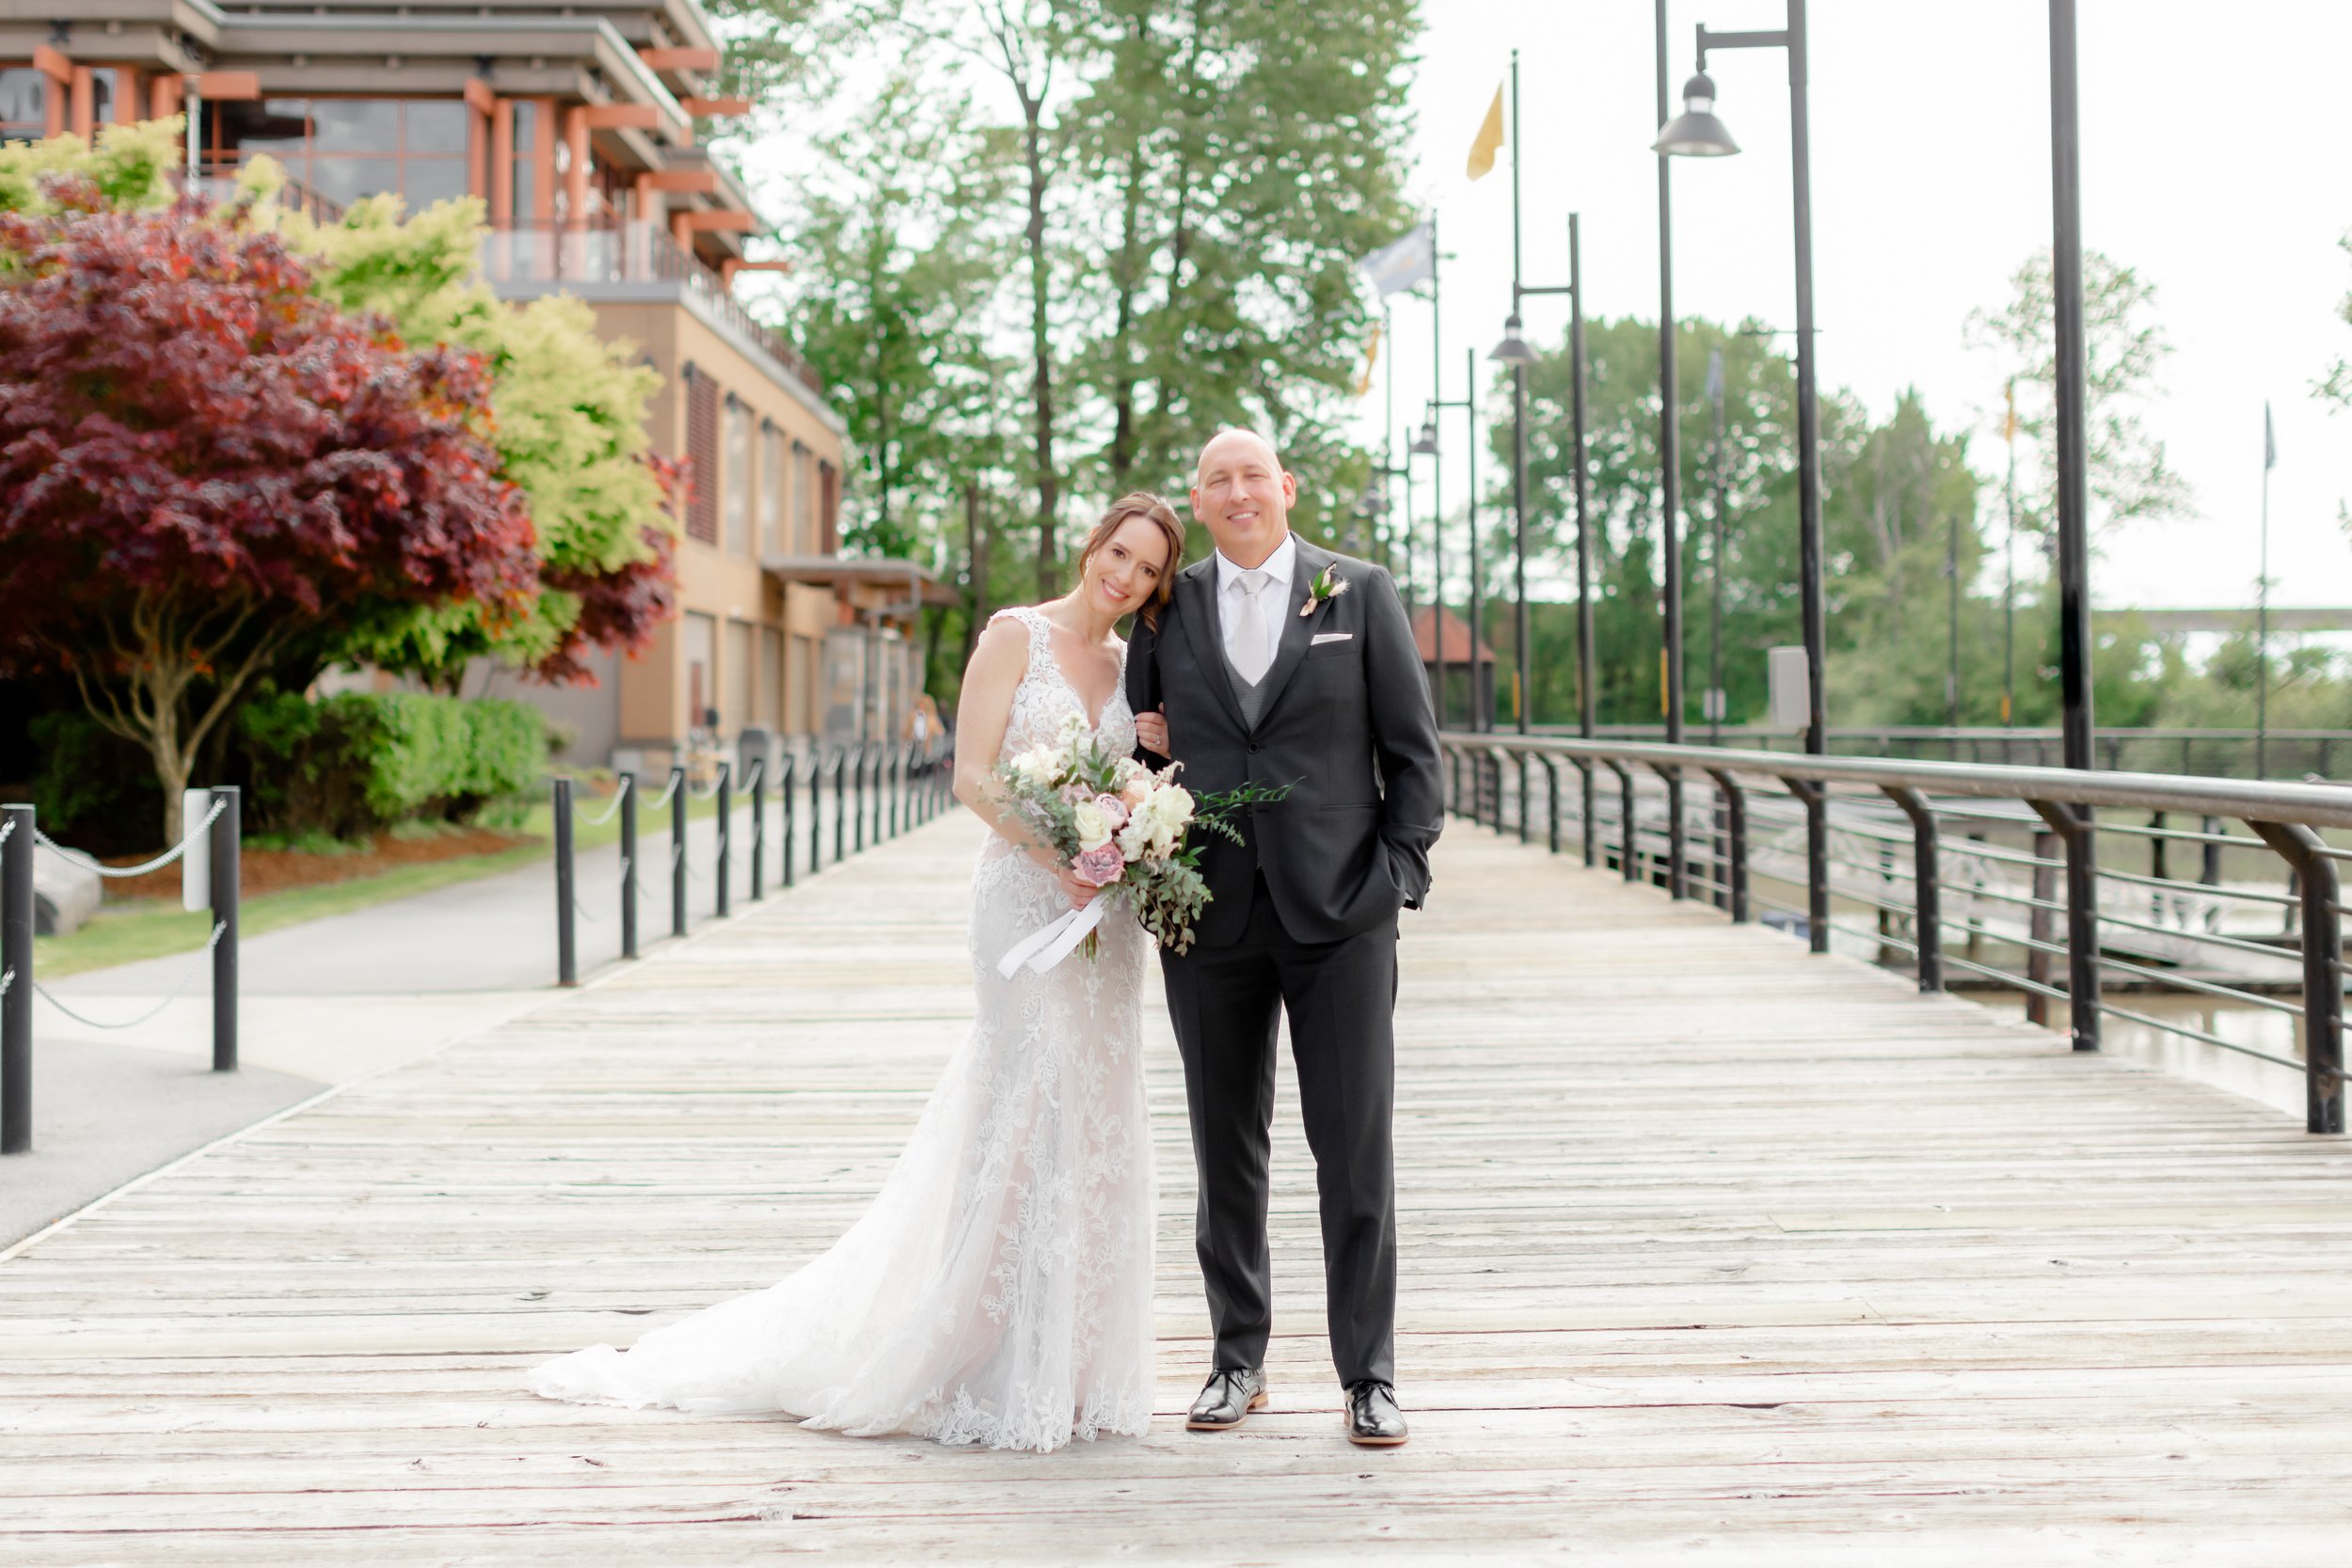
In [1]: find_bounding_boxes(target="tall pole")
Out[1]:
[1510,50,1531,736]
[1571,214,1597,864]
[2003,379,2018,726]
[1947,487,1962,728]
[2049,0,2093,772]
[1788,0,1829,948]
[1655,0,1688,898]
[1708,347,1727,745]
[1571,214,1595,747]
[2258,404,2272,778]
[1384,300,1396,576]
[1430,211,1448,728]
[1466,348,1486,730]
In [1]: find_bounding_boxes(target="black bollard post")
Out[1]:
[670,765,689,938]
[749,756,766,901]
[780,753,798,888]
[2,803,33,1153]
[810,747,826,874]
[554,777,578,987]
[852,747,868,854]
[209,785,240,1070]
[715,760,732,918]
[619,772,639,960]
[834,748,849,863]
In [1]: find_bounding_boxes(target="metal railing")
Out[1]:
[479,220,823,394]
[2,791,246,1156]
[1438,732,2350,1134]
[1528,723,2352,781]
[550,736,955,986]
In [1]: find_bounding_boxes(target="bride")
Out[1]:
[529,493,1186,1453]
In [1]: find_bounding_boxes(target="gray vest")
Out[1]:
[1224,644,1268,730]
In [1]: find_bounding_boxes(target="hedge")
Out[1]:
[241,691,547,840]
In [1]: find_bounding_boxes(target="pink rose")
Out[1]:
[1092,793,1131,830]
[1120,775,1153,810]
[1073,844,1126,888]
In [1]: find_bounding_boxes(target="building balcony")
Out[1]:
[480,220,819,396]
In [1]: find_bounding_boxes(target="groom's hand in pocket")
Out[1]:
[1134,705,1170,759]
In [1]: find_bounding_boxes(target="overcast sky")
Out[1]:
[1374,0,2352,611]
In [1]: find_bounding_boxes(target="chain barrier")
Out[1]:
[574,773,631,829]
[644,771,683,811]
[34,798,229,879]
[31,922,227,1031]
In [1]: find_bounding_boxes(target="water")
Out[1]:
[1965,992,2309,1121]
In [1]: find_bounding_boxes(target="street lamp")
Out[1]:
[1410,418,1438,456]
[1648,1,1692,901]
[1428,354,1488,731]
[1653,72,1739,156]
[1657,0,1827,947]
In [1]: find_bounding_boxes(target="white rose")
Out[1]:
[1117,820,1150,861]
[1072,801,1112,851]
[1010,747,1059,788]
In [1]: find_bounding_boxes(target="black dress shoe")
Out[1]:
[1344,1380,1408,1447]
[1185,1368,1268,1431]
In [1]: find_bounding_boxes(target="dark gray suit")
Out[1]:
[1126,537,1442,1386]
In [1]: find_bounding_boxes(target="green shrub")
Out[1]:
[241,692,546,840]
[28,710,162,855]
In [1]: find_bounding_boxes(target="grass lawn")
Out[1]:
[31,790,723,981]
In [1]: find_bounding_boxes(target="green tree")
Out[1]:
[1965,247,2191,539]
[786,72,1013,565]
[273,191,675,690]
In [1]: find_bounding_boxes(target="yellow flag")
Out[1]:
[1467,83,1504,181]
[1356,320,1382,398]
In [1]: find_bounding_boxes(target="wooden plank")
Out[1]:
[4,813,2350,1559]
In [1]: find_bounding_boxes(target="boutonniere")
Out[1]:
[1299,564,1350,617]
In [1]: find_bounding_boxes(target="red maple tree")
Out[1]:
[0,185,533,843]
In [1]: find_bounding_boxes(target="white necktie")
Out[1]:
[1230,568,1273,685]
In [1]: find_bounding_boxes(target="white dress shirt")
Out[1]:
[1214,532,1297,675]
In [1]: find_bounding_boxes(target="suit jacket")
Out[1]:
[1126,536,1443,948]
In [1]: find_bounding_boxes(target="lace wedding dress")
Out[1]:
[530,606,1154,1452]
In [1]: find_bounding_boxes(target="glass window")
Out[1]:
[310,158,400,205]
[723,400,754,554]
[88,69,118,126]
[759,425,784,555]
[222,99,310,159]
[793,443,816,555]
[405,100,468,154]
[0,69,46,142]
[402,160,468,208]
[311,99,399,153]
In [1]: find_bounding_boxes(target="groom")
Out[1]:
[1128,428,1442,1447]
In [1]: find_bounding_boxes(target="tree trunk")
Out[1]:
[1106,140,1147,492]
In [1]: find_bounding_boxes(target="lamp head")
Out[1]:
[1653,71,1740,157]
[1488,314,1538,367]
[1409,418,1438,456]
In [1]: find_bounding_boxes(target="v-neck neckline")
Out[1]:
[1034,612,1124,733]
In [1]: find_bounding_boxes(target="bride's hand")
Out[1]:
[1056,863,1102,911]
[1134,705,1170,758]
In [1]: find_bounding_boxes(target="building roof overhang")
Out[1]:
[762,557,961,610]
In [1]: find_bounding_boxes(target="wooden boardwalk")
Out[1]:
[5,812,2351,1563]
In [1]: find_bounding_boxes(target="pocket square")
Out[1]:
[1311,632,1353,645]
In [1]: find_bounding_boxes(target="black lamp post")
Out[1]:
[1410,410,1445,726]
[1489,54,1590,742]
[1656,0,1827,947]
[1424,369,1484,731]
[1648,0,1691,899]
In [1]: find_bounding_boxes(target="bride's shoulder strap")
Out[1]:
[988,605,1048,672]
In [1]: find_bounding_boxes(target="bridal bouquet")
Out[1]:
[992,711,1287,974]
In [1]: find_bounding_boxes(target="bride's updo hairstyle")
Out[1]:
[1074,492,1186,630]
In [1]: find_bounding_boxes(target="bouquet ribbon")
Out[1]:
[996,898,1110,978]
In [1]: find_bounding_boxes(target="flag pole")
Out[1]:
[2258,402,2272,778]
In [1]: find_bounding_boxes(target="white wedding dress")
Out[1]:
[530,606,1155,1452]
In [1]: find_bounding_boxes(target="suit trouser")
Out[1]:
[1160,874,1399,1387]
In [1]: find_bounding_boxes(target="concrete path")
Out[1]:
[8,800,863,1245]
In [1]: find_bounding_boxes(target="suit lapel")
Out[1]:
[1175,560,1248,734]
[1248,538,1327,730]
